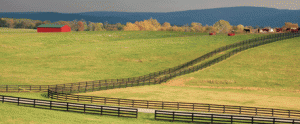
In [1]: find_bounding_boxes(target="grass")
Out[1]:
[0,27,270,86]
[0,27,298,124]
[75,36,300,111]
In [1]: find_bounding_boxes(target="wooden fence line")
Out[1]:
[155,110,300,124]
[1,32,298,93]
[48,90,300,119]
[0,95,138,118]
[49,32,300,94]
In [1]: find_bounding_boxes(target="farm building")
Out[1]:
[37,24,71,32]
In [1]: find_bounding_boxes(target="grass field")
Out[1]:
[1,27,299,124]
[77,36,300,111]
[0,27,270,86]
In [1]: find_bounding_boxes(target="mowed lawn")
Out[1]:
[77,36,300,111]
[0,27,269,85]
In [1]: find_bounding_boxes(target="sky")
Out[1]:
[0,0,300,13]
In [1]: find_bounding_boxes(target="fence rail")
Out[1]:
[0,95,138,118]
[48,90,300,119]
[155,110,300,124]
[1,32,299,93]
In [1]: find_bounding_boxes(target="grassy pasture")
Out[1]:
[0,27,269,86]
[1,27,298,124]
[76,36,300,111]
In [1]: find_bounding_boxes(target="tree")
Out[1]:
[42,20,51,24]
[116,23,125,31]
[148,17,161,30]
[160,22,172,31]
[123,22,140,31]
[95,23,104,31]
[236,24,244,33]
[190,22,202,32]
[213,20,232,33]
[34,20,43,29]
[70,20,78,31]
[7,19,14,28]
[77,21,84,31]
[0,18,7,27]
[57,21,71,28]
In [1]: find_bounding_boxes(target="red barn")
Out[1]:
[37,24,71,32]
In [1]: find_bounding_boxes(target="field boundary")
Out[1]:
[48,89,300,119]
[0,95,138,118]
[155,110,300,124]
[1,32,299,93]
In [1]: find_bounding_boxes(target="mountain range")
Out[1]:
[0,6,299,28]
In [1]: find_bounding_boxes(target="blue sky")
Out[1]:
[1,0,300,13]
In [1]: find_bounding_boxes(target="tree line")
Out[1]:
[0,17,298,34]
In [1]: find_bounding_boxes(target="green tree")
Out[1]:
[213,20,232,33]
[0,18,7,27]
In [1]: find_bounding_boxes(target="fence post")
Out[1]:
[288,110,290,118]
[193,103,195,111]
[118,98,120,106]
[144,76,145,86]
[149,76,151,85]
[173,112,175,122]
[34,99,36,108]
[240,106,241,114]
[273,118,275,124]
[106,80,108,90]
[231,116,233,124]
[132,100,134,107]
[147,101,149,108]
[84,104,86,113]
[2,96,4,103]
[99,81,101,90]
[192,113,194,122]
[256,108,257,116]
[251,117,253,124]
[50,101,52,109]
[272,109,274,116]
[223,105,225,113]
[67,103,69,111]
[18,97,20,106]
[92,82,94,92]
[211,114,213,123]
[101,106,103,115]
[104,97,106,105]
[118,108,120,117]
[6,85,8,92]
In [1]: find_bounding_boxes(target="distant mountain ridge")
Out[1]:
[0,6,299,28]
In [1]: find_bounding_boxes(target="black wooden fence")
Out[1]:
[1,32,299,93]
[48,32,300,94]
[0,95,138,118]
[48,90,300,119]
[155,110,300,124]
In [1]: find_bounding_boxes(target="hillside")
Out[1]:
[1,6,299,28]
